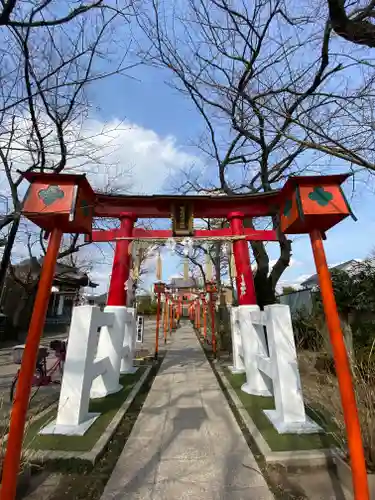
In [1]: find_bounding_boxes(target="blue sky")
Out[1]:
[0,5,364,297]
[81,57,375,295]
[0,2,373,299]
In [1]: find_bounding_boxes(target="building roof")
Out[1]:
[301,259,361,288]
[86,293,107,304]
[14,258,97,288]
[279,173,351,200]
[167,277,197,289]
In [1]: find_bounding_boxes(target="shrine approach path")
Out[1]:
[100,322,274,500]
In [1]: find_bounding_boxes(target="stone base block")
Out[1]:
[228,365,245,375]
[39,413,100,436]
[264,409,323,434]
[120,366,138,375]
[241,382,272,397]
[90,383,123,400]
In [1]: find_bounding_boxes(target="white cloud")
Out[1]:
[72,118,201,195]
[0,114,202,200]
[168,274,182,280]
[0,115,202,291]
[250,257,300,274]
[289,274,313,286]
[268,257,300,269]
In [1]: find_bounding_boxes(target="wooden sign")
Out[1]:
[136,315,144,343]
[171,203,194,236]
[205,281,218,294]
[154,282,165,294]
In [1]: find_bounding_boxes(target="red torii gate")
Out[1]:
[87,191,280,309]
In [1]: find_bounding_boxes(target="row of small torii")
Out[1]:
[153,280,218,360]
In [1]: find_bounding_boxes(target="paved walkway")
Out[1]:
[101,323,274,500]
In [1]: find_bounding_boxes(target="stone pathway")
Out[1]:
[101,323,274,500]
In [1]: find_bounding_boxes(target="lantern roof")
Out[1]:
[22,171,96,197]
[280,173,351,199]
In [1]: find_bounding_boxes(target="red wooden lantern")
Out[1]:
[22,172,95,234]
[154,282,165,294]
[205,281,217,294]
[279,174,356,234]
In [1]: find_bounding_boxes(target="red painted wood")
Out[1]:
[106,213,136,307]
[229,212,257,305]
[1,229,63,500]
[88,227,278,242]
[280,173,350,199]
[310,230,369,500]
[22,173,95,234]
[94,191,281,219]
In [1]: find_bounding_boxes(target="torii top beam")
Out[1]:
[94,191,281,218]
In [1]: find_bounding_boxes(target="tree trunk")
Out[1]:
[0,216,19,306]
[254,275,277,308]
[327,0,375,49]
[250,215,292,309]
[214,242,221,289]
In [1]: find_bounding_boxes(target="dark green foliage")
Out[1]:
[328,263,375,316]
[136,298,158,316]
[319,263,375,353]
[292,307,323,351]
[293,261,375,367]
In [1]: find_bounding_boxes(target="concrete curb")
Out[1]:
[24,365,152,465]
[214,363,341,468]
[334,453,375,499]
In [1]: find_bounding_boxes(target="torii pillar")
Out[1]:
[91,212,137,398]
[227,212,267,389]
[107,212,136,306]
[228,211,256,305]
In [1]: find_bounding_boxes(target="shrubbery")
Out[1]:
[293,262,375,360]
[136,301,158,316]
[293,260,375,470]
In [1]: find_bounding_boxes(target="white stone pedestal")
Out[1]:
[228,306,245,374]
[264,410,322,434]
[262,304,323,434]
[239,305,272,396]
[120,307,138,374]
[39,413,100,436]
[90,306,127,399]
[236,303,322,435]
[40,306,113,436]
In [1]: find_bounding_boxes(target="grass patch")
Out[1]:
[42,357,163,500]
[24,368,145,452]
[224,367,340,452]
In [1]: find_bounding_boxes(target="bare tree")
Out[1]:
[0,0,108,28]
[0,2,137,295]
[172,218,232,292]
[136,0,375,306]
[327,0,375,48]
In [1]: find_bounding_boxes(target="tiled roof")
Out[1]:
[168,277,196,289]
